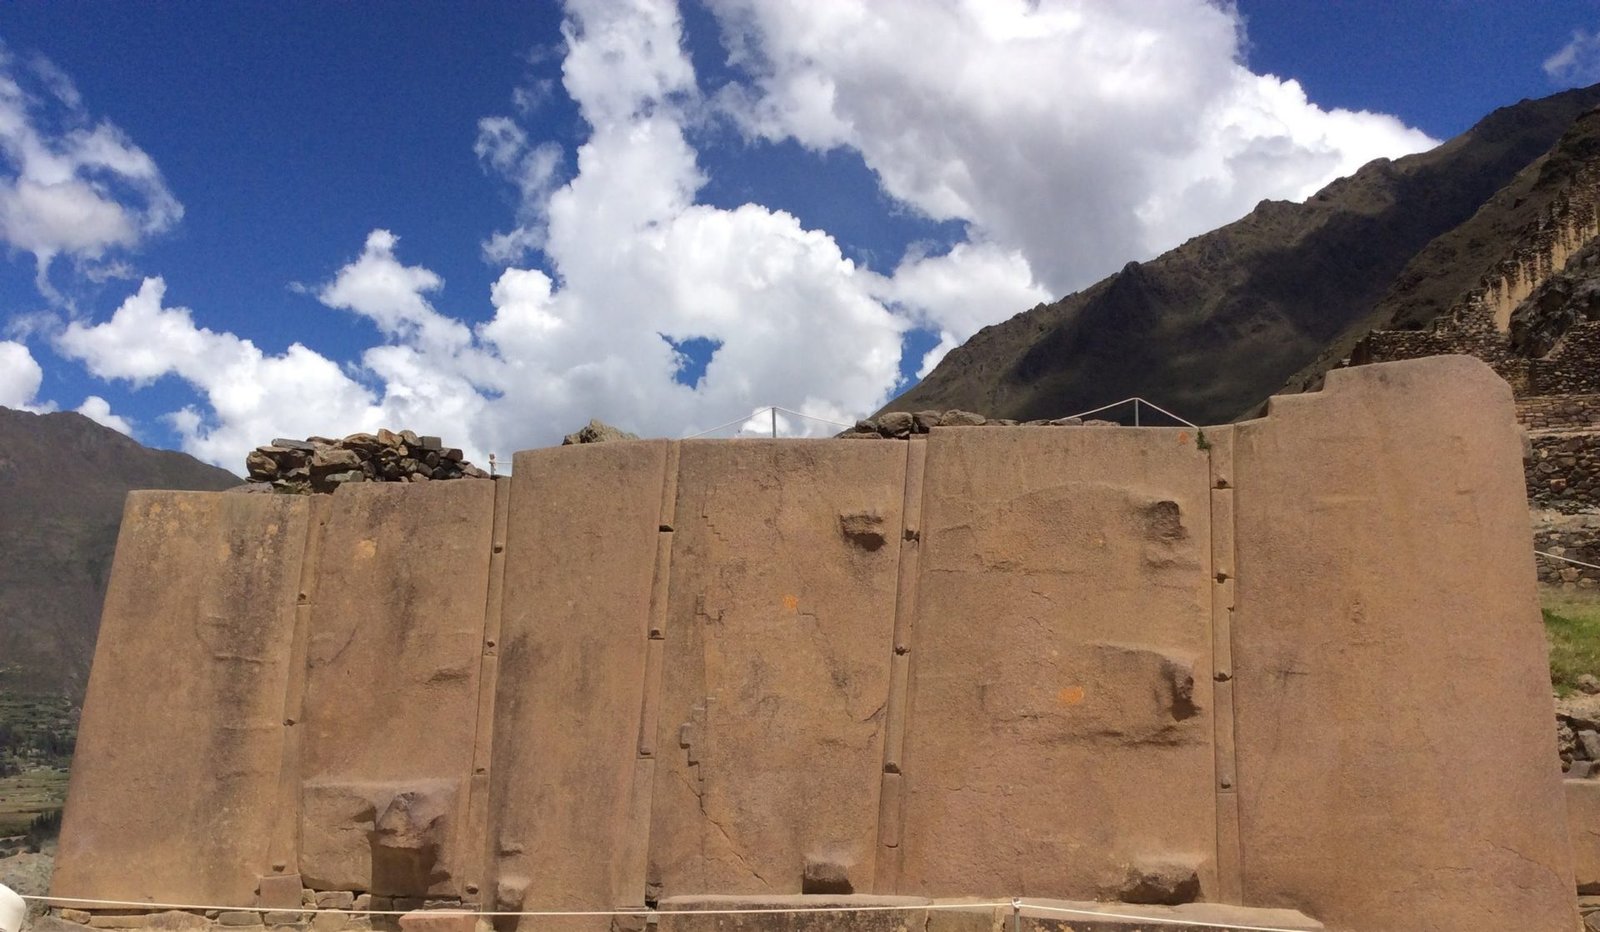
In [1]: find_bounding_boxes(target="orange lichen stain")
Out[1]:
[1178,432,1191,444]
[783,594,799,612]
[1058,685,1086,706]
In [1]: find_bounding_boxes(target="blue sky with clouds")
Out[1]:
[1,0,1598,471]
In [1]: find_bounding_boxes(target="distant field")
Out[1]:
[0,691,77,842]
[1544,587,1600,696]
[0,767,67,837]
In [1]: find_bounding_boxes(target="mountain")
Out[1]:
[1280,101,1600,396]
[884,84,1600,426]
[0,408,239,699]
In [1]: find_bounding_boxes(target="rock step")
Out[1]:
[655,896,1323,932]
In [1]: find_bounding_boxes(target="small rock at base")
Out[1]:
[1580,673,1600,695]
[314,893,355,911]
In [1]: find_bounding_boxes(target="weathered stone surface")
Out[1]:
[1231,357,1576,931]
[561,419,640,445]
[1116,858,1201,906]
[53,492,310,906]
[1016,899,1322,931]
[216,915,261,928]
[897,426,1214,899]
[299,480,496,897]
[650,441,904,897]
[51,356,1583,930]
[144,914,207,932]
[488,441,670,922]
[1571,779,1600,894]
[258,875,305,911]
[394,912,483,932]
[656,896,929,932]
[87,917,148,929]
[936,410,985,427]
[313,893,354,911]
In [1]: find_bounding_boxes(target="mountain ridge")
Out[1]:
[883,83,1600,425]
[0,407,239,698]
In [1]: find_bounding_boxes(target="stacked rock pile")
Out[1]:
[1559,683,1600,777]
[838,409,1117,439]
[562,419,640,444]
[244,430,489,493]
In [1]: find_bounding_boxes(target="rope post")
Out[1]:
[1133,399,1140,427]
[770,406,778,438]
[1010,897,1021,932]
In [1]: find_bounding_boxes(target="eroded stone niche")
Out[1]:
[54,357,1578,932]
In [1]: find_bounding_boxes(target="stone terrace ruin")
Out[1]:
[49,358,1581,932]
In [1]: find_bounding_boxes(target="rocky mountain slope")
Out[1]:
[884,84,1600,425]
[0,408,238,699]
[1280,102,1600,395]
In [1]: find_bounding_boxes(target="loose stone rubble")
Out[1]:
[242,431,489,494]
[1560,689,1600,777]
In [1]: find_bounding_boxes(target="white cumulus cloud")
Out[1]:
[75,394,132,435]
[0,45,182,300]
[43,0,1443,471]
[57,278,387,469]
[707,0,1437,294]
[0,339,46,411]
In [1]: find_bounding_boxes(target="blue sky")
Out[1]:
[1,0,1597,470]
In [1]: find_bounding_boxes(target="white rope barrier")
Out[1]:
[19,895,1313,930]
[681,411,767,440]
[667,398,1205,441]
[770,406,855,429]
[1059,396,1199,429]
[1536,550,1600,572]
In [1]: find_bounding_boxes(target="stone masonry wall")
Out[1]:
[1353,306,1532,391]
[1518,395,1600,431]
[1528,430,1600,513]
[1532,322,1600,395]
[1535,513,1600,588]
[50,358,1579,932]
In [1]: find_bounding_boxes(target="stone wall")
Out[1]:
[1536,513,1600,588]
[1354,306,1600,396]
[1516,394,1600,431]
[1528,430,1600,512]
[1352,306,1533,392]
[51,358,1578,932]
[1532,321,1600,395]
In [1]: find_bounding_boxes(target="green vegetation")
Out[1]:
[0,767,68,840]
[1544,589,1600,696]
[0,692,76,844]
